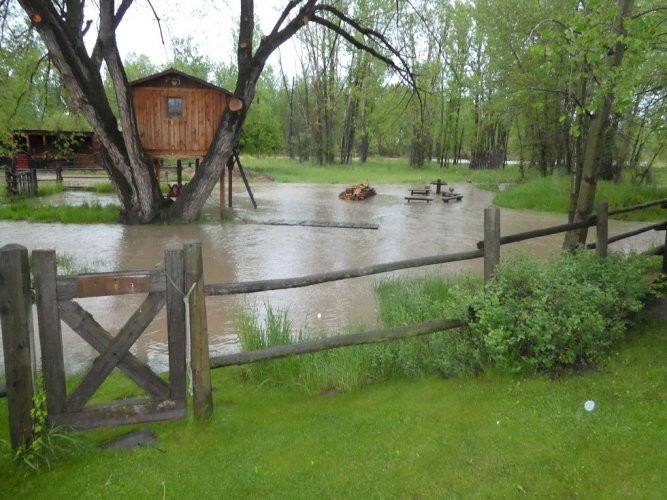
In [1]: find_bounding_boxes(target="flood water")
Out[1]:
[1,182,664,376]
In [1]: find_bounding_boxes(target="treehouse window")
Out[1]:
[167,97,183,118]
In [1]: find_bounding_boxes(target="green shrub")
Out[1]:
[471,250,654,374]
[236,252,658,389]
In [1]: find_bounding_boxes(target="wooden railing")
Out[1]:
[1,199,666,447]
[205,201,666,370]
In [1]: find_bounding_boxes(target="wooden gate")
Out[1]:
[32,247,188,430]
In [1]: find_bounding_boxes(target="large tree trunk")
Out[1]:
[562,0,633,250]
[18,0,412,223]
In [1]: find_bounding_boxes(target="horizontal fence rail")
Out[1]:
[477,197,667,250]
[587,221,667,249]
[211,318,465,368]
[205,249,484,296]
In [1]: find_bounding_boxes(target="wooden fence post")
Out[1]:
[32,250,66,416]
[484,207,501,283]
[29,168,38,195]
[165,246,187,402]
[184,240,213,420]
[0,244,36,450]
[596,201,609,257]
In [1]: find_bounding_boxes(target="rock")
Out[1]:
[100,428,158,450]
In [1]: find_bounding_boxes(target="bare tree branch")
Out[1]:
[268,0,303,37]
[313,4,417,89]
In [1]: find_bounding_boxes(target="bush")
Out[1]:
[471,250,654,374]
[236,251,658,390]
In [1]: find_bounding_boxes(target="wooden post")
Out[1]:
[228,162,233,208]
[219,166,225,218]
[176,159,183,187]
[184,240,212,420]
[29,168,37,195]
[484,207,500,283]
[32,250,66,416]
[165,246,187,402]
[0,244,36,450]
[56,165,63,183]
[596,201,609,258]
[153,158,161,183]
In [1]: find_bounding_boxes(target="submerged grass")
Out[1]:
[0,315,665,498]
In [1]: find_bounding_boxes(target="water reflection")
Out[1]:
[1,182,664,376]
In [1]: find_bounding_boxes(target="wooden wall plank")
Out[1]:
[132,85,227,157]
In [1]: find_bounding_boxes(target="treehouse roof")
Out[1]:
[129,68,233,95]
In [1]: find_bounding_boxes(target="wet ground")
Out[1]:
[1,182,664,375]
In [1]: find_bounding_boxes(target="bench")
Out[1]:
[410,188,430,195]
[405,196,433,203]
[442,193,463,202]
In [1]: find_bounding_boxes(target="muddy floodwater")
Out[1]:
[1,182,664,375]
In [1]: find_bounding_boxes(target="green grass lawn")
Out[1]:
[1,314,665,499]
[241,156,526,186]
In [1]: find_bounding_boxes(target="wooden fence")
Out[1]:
[4,167,38,197]
[1,163,190,196]
[1,200,666,450]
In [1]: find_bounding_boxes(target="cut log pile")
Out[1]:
[339,183,377,201]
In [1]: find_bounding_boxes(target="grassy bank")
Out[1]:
[0,200,119,223]
[0,315,665,498]
[494,173,667,221]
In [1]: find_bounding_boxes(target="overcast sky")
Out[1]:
[114,1,301,74]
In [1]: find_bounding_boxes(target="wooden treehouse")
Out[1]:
[130,68,233,158]
[129,68,252,210]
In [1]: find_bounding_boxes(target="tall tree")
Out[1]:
[11,1,413,223]
[562,0,634,249]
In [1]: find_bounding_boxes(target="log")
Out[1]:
[229,97,244,112]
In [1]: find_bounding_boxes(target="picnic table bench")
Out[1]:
[409,188,431,195]
[442,192,463,202]
[405,196,433,203]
